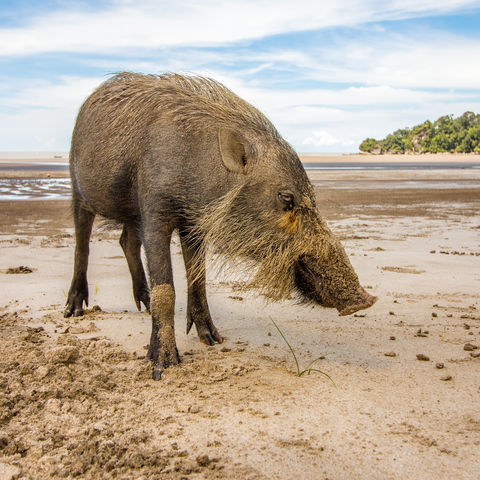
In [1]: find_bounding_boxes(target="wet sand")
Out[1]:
[1,163,480,479]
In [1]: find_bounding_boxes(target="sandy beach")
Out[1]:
[1,155,479,479]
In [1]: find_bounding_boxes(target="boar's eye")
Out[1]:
[278,192,294,211]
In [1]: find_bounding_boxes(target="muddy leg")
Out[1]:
[120,223,150,312]
[142,223,179,380]
[64,197,95,317]
[179,233,223,346]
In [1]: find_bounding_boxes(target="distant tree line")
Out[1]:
[359,111,480,154]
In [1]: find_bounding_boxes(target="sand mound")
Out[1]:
[0,312,254,479]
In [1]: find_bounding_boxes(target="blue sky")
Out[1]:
[1,0,480,152]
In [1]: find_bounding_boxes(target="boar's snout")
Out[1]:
[294,254,377,315]
[337,286,377,316]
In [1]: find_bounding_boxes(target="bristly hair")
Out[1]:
[187,182,343,301]
[84,72,281,147]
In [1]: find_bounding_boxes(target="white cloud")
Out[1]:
[2,72,478,152]
[287,32,480,90]
[80,29,480,93]
[0,107,72,151]
[235,84,469,110]
[1,76,104,109]
[0,0,478,56]
[302,130,352,147]
[0,75,103,151]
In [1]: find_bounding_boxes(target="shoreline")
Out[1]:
[1,152,479,166]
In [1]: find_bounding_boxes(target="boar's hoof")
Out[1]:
[188,315,224,345]
[64,288,88,318]
[134,288,150,313]
[134,295,150,313]
[152,366,163,381]
[63,306,84,318]
[148,346,181,380]
[151,357,180,381]
[199,331,223,346]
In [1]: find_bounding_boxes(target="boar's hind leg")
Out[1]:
[64,199,95,318]
[143,224,180,380]
[120,223,150,312]
[180,233,223,346]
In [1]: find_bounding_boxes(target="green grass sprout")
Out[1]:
[271,318,337,387]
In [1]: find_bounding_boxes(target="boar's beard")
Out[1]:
[189,184,352,303]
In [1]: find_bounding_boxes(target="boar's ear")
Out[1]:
[218,128,249,174]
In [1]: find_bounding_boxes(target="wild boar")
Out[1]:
[64,72,376,379]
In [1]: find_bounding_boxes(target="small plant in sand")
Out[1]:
[271,318,336,387]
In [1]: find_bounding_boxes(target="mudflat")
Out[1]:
[1,162,479,479]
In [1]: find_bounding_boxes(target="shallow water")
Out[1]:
[1,177,479,201]
[0,162,69,172]
[304,161,480,170]
[0,178,71,200]
[1,159,479,200]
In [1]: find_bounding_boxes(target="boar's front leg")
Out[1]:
[64,196,95,318]
[142,222,180,380]
[179,232,223,346]
[119,223,150,312]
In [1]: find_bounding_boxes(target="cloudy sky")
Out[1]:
[1,0,480,153]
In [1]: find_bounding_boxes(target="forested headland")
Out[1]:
[359,111,480,154]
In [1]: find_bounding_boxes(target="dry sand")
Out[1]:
[1,163,480,479]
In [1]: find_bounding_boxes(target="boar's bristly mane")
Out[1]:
[85,72,281,150]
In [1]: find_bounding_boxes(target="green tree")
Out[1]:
[359,112,480,154]
[359,138,381,153]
